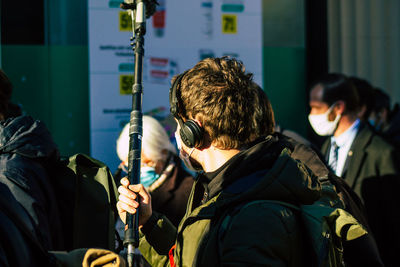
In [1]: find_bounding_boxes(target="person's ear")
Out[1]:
[357,105,367,119]
[381,108,389,123]
[192,117,212,150]
[327,101,345,121]
[333,100,345,116]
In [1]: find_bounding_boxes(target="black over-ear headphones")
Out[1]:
[169,71,204,148]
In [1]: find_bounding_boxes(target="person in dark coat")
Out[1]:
[115,115,194,227]
[0,70,63,253]
[0,115,63,251]
[0,69,128,266]
[308,73,400,267]
[369,88,400,149]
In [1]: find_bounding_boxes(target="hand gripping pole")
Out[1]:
[120,1,157,267]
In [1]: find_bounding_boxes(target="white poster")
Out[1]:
[88,0,263,171]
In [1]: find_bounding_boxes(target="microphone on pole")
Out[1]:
[120,1,158,267]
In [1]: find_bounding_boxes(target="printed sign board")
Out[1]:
[88,0,262,171]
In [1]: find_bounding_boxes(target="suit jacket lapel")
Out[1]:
[321,138,331,164]
[342,124,372,189]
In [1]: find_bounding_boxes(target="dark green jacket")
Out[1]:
[322,123,400,266]
[138,136,325,266]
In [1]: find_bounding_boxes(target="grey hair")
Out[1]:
[116,115,176,164]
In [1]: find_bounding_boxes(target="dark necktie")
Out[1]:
[329,141,339,173]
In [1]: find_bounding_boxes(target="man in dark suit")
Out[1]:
[308,73,400,267]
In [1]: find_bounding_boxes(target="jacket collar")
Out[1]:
[199,135,284,203]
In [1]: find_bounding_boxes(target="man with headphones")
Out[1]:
[117,57,326,266]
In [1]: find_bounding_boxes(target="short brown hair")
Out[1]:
[174,57,275,149]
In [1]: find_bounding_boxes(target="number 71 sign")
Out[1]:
[222,14,237,34]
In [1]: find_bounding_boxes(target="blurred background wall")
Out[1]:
[1,0,89,157]
[262,0,307,138]
[328,0,400,104]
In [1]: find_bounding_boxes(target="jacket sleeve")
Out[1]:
[139,212,177,267]
[219,202,305,267]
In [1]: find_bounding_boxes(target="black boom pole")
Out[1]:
[120,1,157,267]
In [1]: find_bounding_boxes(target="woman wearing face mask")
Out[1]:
[115,115,194,227]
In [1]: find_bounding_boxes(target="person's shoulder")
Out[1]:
[281,135,330,178]
[0,155,47,193]
[0,151,29,169]
[353,123,393,151]
[364,127,396,152]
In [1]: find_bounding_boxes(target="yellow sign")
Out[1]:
[120,75,133,95]
[119,11,133,31]
[222,14,237,34]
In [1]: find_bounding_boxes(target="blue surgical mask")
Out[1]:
[368,118,382,132]
[368,118,376,127]
[140,166,161,188]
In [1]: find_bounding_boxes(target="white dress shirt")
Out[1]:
[329,119,360,177]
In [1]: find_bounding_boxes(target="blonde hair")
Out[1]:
[116,115,176,164]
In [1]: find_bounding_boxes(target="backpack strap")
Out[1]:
[56,153,120,251]
[72,154,119,250]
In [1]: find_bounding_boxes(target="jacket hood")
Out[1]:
[0,116,59,160]
[213,135,322,208]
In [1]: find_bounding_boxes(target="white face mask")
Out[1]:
[175,131,202,171]
[308,105,341,136]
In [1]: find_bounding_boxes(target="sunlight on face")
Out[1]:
[309,84,330,115]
